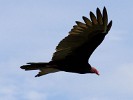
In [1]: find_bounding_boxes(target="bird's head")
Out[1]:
[90,67,100,75]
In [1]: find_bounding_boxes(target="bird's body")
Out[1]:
[21,7,112,77]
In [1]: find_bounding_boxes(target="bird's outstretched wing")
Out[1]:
[52,7,112,64]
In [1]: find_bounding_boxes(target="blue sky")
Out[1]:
[0,0,133,100]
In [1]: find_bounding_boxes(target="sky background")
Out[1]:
[0,0,133,100]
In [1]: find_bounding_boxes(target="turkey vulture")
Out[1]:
[20,7,112,77]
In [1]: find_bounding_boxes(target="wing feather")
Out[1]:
[90,12,98,25]
[103,7,108,32]
[107,20,113,32]
[82,16,92,26]
[96,8,103,24]
[52,7,112,62]
[76,21,87,28]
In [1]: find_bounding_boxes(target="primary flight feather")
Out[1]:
[20,7,112,77]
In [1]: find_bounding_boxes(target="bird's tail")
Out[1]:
[20,62,48,71]
[20,62,60,77]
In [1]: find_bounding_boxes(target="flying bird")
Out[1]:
[20,7,112,77]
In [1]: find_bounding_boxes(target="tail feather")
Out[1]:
[20,62,60,77]
[20,62,48,71]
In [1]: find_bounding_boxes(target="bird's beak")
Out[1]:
[91,67,100,76]
[95,69,100,76]
[96,71,100,76]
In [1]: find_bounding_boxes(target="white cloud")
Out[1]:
[109,63,133,91]
[25,91,47,100]
[1,61,133,100]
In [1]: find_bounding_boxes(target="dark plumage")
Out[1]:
[20,7,112,77]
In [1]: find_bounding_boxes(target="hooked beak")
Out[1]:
[96,71,100,76]
[91,67,100,76]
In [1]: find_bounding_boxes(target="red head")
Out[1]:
[90,67,100,75]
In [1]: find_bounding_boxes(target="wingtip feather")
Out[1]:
[90,11,98,24]
[103,7,108,25]
[82,16,92,26]
[107,20,113,32]
[96,8,103,24]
